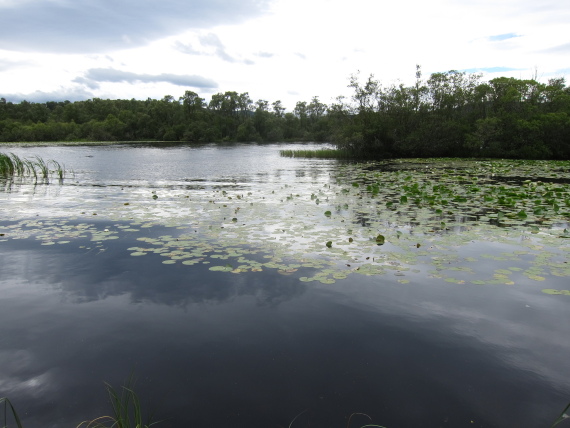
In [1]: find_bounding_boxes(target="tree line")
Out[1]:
[1,66,569,159]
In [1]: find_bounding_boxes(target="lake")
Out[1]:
[1,142,569,428]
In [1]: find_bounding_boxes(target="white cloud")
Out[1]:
[0,0,568,109]
[0,86,96,103]
[77,68,218,89]
[0,0,272,53]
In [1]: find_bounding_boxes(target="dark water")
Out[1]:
[1,143,569,428]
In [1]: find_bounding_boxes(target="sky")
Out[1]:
[0,0,569,111]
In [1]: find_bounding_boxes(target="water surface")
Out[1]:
[1,143,569,428]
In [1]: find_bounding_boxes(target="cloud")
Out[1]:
[0,0,273,54]
[255,52,274,58]
[173,41,202,55]
[488,33,521,42]
[0,87,96,103]
[0,58,33,72]
[538,42,570,54]
[76,68,219,89]
[174,32,254,64]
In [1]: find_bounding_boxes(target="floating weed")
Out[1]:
[2,158,570,293]
[209,265,234,272]
[542,289,570,295]
[279,149,354,159]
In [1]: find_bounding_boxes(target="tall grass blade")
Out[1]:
[22,159,37,182]
[1,397,25,428]
[49,159,65,181]
[0,153,15,177]
[550,401,570,427]
[288,409,308,428]
[33,156,49,183]
[77,376,161,428]
[0,152,69,183]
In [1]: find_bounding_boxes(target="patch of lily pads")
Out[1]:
[1,158,569,295]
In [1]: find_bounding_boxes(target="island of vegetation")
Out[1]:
[1,66,569,160]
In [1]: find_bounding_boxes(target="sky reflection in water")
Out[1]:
[1,144,569,428]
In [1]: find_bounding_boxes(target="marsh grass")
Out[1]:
[1,397,24,428]
[286,410,387,428]
[77,378,160,428]
[550,402,570,428]
[2,378,159,428]
[280,149,355,159]
[0,152,67,183]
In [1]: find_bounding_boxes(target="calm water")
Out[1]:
[1,143,569,428]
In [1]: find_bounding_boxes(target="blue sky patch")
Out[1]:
[489,33,521,42]
[462,67,520,74]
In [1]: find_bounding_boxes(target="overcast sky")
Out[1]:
[0,0,569,110]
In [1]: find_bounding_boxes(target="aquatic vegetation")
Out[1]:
[1,380,160,428]
[77,380,160,428]
[0,152,67,183]
[1,397,24,428]
[550,401,570,428]
[1,158,569,293]
[280,149,354,159]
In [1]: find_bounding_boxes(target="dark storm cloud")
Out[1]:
[78,68,219,89]
[0,0,273,53]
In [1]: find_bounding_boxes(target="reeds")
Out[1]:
[0,152,67,183]
[76,379,160,428]
[279,149,355,159]
[550,401,570,428]
[1,397,24,428]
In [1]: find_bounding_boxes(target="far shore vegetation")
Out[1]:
[1,65,569,160]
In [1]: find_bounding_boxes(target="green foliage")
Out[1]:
[1,378,161,428]
[1,67,569,159]
[77,378,160,428]
[338,68,570,159]
[0,152,67,183]
[549,401,570,428]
